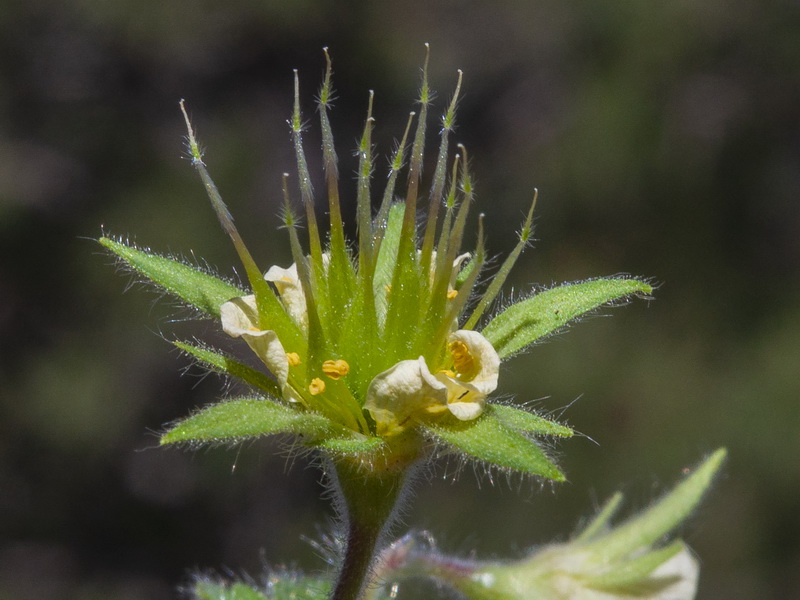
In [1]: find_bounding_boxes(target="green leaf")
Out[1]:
[174,341,282,398]
[482,278,653,359]
[161,397,346,445]
[423,413,565,481]
[489,404,573,437]
[100,237,243,318]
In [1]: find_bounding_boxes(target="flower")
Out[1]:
[104,48,652,480]
[377,450,728,600]
[364,329,499,435]
[264,262,308,331]
[494,543,699,600]
[219,244,500,437]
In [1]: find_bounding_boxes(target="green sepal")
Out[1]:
[482,278,653,359]
[423,411,565,481]
[99,237,243,318]
[490,404,573,437]
[574,491,624,542]
[583,539,686,593]
[161,397,349,445]
[373,203,404,327]
[583,448,727,564]
[173,341,282,398]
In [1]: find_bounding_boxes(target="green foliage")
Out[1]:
[193,573,331,600]
[580,447,727,563]
[482,278,653,359]
[391,449,726,600]
[96,49,721,600]
[174,341,282,398]
[194,581,270,600]
[161,397,351,445]
[491,404,573,437]
[424,406,566,481]
[583,539,685,593]
[99,237,243,318]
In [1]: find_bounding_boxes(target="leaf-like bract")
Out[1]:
[100,237,243,318]
[482,278,652,359]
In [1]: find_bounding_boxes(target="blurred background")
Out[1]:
[2,0,799,598]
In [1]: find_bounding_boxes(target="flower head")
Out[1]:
[185,48,507,442]
[376,450,726,600]
[102,47,652,479]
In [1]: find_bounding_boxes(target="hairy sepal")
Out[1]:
[581,448,727,564]
[482,277,653,360]
[100,237,243,318]
[583,539,686,593]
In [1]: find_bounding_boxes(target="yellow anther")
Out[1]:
[309,378,326,395]
[286,352,301,366]
[447,289,458,300]
[322,359,350,380]
[439,369,456,378]
[449,340,475,378]
[248,326,261,332]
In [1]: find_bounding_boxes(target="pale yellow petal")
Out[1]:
[449,252,471,288]
[264,263,308,330]
[220,295,289,387]
[426,330,499,421]
[365,357,448,435]
[447,400,484,421]
[448,329,499,394]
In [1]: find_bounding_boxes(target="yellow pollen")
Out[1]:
[286,352,301,366]
[384,284,392,293]
[447,289,458,300]
[322,359,350,380]
[449,340,475,377]
[248,326,261,332]
[309,378,326,395]
[439,369,456,378]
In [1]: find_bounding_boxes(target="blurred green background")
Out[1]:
[2,1,799,598]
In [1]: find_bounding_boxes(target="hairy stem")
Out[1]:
[329,458,411,600]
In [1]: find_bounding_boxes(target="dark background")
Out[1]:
[2,1,799,598]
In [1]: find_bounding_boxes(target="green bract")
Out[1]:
[101,49,651,481]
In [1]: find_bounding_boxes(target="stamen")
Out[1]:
[449,340,474,376]
[322,359,350,380]
[286,352,301,366]
[309,378,326,395]
[447,289,458,300]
